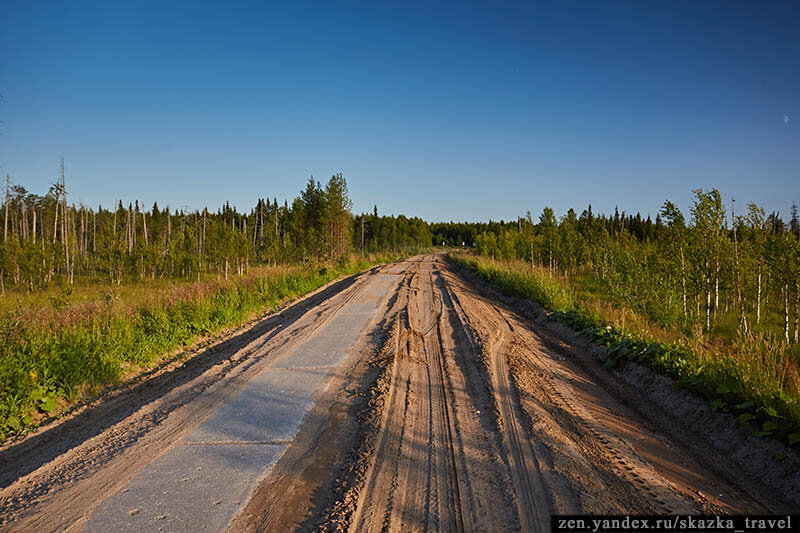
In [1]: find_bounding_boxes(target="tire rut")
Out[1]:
[336,255,769,533]
[444,268,696,516]
[349,259,500,532]
[348,257,525,532]
[439,273,551,531]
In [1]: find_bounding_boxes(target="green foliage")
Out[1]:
[48,287,73,311]
[436,193,800,347]
[0,173,429,294]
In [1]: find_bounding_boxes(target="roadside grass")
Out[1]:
[0,254,393,443]
[0,265,308,329]
[450,253,800,447]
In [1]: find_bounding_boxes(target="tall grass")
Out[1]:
[0,265,305,329]
[455,256,574,312]
[450,253,800,446]
[0,256,385,442]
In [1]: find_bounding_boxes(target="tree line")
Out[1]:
[462,190,800,343]
[4,165,797,345]
[0,164,432,292]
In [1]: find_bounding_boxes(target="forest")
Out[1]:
[0,168,430,441]
[437,192,800,346]
[0,164,431,293]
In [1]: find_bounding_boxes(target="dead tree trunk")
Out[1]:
[784,284,790,343]
[20,205,27,241]
[60,160,71,283]
[127,204,133,253]
[202,209,207,257]
[141,203,148,245]
[680,246,687,317]
[732,200,748,334]
[53,188,59,246]
[70,202,76,282]
[757,263,762,323]
[79,208,85,255]
[3,175,9,242]
[132,203,137,248]
[795,281,799,344]
[714,261,720,321]
[705,258,711,333]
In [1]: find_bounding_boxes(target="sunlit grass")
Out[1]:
[0,265,303,329]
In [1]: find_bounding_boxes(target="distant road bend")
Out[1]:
[0,255,789,532]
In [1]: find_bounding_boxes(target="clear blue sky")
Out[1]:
[1,1,798,222]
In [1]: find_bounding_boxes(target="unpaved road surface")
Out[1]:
[1,255,795,532]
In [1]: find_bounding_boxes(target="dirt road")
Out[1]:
[1,255,794,532]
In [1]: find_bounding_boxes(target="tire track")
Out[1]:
[505,330,694,514]
[347,265,416,533]
[336,256,703,532]
[271,255,774,532]
[349,258,509,532]
[439,275,551,531]
[441,263,698,515]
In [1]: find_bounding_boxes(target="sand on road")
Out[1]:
[2,255,795,533]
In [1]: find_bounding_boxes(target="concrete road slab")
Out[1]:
[184,367,331,444]
[86,443,286,533]
[273,332,356,369]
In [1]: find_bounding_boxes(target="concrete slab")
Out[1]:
[273,332,355,369]
[306,308,375,337]
[345,301,381,314]
[356,274,398,300]
[184,367,331,444]
[85,443,286,533]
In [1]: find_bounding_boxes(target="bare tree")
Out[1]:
[732,198,748,334]
[3,174,9,242]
